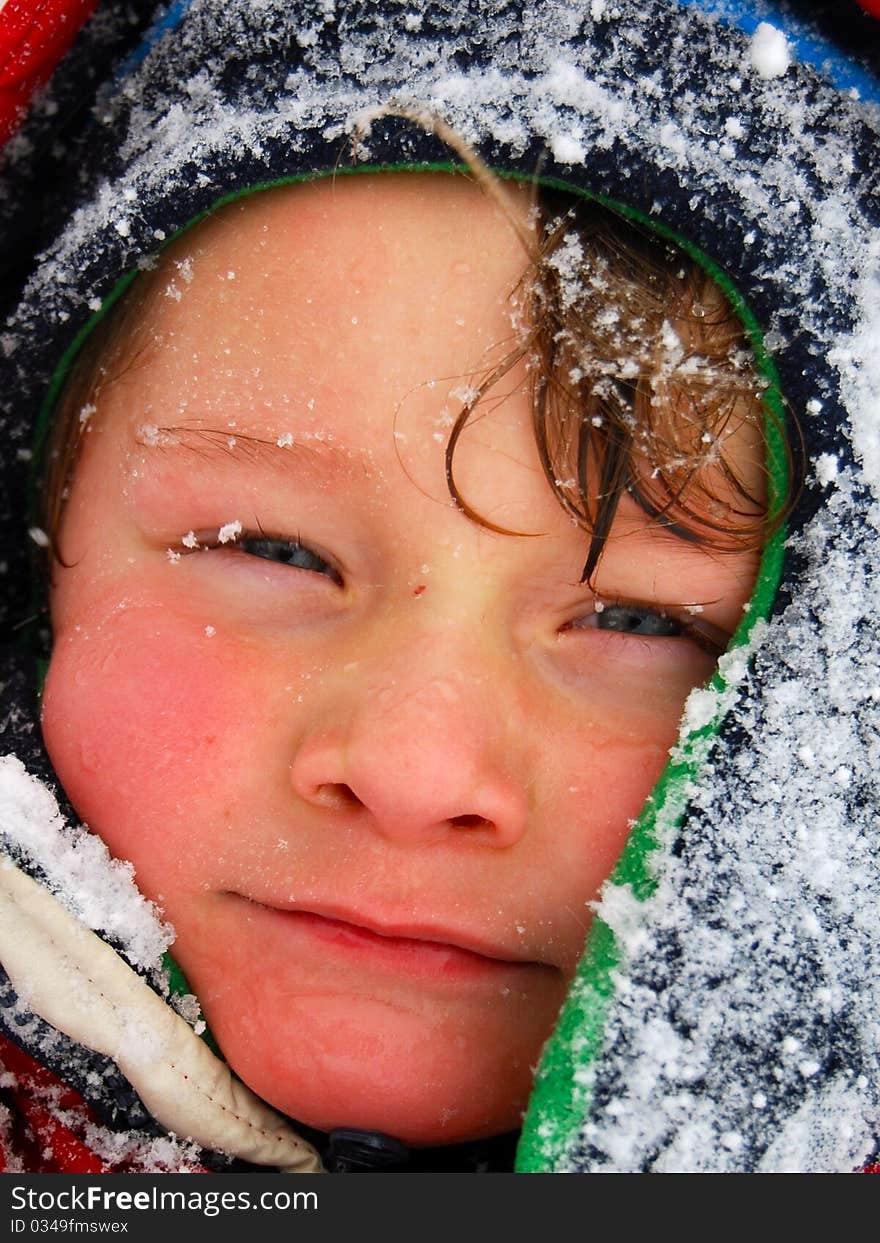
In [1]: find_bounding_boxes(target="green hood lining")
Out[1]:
[30,161,789,1168]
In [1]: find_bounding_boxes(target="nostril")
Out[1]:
[449,814,491,829]
[315,782,364,812]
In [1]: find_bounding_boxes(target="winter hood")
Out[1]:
[0,0,879,1173]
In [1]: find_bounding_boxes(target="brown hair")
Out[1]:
[447,188,782,582]
[41,167,790,580]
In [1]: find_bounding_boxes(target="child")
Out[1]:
[0,0,878,1174]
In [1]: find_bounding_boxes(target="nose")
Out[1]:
[289,649,529,848]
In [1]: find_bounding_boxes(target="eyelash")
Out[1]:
[184,531,726,656]
[567,601,725,657]
[192,530,344,586]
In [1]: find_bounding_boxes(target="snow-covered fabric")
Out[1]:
[0,0,878,1172]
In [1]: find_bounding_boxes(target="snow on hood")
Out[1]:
[0,754,171,970]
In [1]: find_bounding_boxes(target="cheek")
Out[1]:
[533,707,679,973]
[580,723,673,817]
[545,702,678,838]
[41,608,258,884]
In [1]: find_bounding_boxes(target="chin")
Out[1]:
[207,992,534,1148]
[243,1066,529,1149]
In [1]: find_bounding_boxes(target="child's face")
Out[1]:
[42,174,763,1146]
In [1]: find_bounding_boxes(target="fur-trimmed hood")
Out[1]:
[0,0,879,1172]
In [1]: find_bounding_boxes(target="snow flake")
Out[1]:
[217,520,242,544]
[814,453,838,486]
[748,24,792,81]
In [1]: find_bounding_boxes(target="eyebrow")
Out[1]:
[131,422,370,488]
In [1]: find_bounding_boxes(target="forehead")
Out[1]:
[107,173,542,490]
[130,174,532,382]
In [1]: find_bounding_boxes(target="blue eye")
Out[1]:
[593,605,683,638]
[237,535,343,585]
[568,601,727,658]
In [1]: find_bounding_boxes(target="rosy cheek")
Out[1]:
[576,732,670,853]
[548,710,676,841]
[535,717,675,977]
[42,606,250,886]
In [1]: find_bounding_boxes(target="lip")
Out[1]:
[231,894,551,980]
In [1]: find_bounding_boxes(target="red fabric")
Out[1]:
[0,0,98,147]
[0,1031,213,1173]
[0,1031,111,1172]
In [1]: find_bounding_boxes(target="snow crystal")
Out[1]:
[217,520,242,544]
[550,134,586,164]
[814,453,838,486]
[681,687,718,733]
[135,423,177,447]
[27,528,49,548]
[748,24,792,81]
[170,992,203,1026]
[136,422,161,446]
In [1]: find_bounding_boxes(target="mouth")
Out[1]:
[231,894,552,980]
